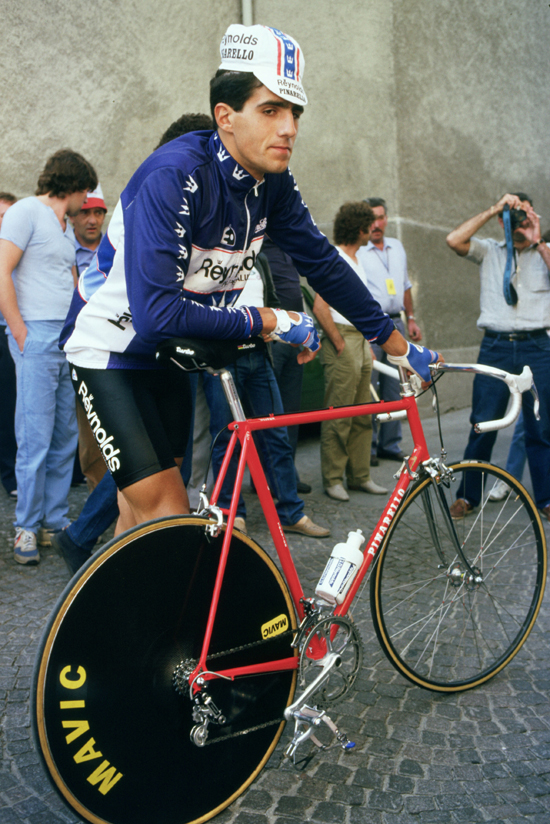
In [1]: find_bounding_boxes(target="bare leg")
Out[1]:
[114,461,189,535]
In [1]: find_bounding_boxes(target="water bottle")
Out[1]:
[315,530,365,605]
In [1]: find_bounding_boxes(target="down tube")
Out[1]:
[335,472,412,617]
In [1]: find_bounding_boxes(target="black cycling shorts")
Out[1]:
[69,364,192,490]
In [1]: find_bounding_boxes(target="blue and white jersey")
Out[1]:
[62,130,393,369]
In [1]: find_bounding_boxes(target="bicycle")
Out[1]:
[32,336,547,824]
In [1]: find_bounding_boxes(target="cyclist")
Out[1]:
[61,23,440,533]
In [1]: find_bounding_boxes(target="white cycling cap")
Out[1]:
[219,24,307,106]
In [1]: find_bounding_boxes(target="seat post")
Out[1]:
[214,368,247,422]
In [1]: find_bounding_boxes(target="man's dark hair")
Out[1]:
[334,202,375,246]
[364,197,387,214]
[35,150,98,198]
[209,70,263,124]
[0,192,17,204]
[155,113,214,150]
[510,191,533,206]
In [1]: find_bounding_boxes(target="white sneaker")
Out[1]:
[37,527,55,546]
[488,479,510,502]
[14,528,40,565]
[325,484,350,502]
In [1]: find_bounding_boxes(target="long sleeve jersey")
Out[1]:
[61,130,394,369]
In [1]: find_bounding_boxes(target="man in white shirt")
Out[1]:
[313,201,388,502]
[446,191,550,522]
[0,149,97,564]
[357,197,422,463]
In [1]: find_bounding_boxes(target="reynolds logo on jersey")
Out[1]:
[185,237,264,294]
[254,217,267,234]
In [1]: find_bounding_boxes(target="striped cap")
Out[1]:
[219,24,307,105]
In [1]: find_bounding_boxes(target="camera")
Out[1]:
[510,208,528,231]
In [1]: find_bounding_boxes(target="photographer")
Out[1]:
[446,192,550,522]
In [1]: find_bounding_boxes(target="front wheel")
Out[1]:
[32,516,297,824]
[370,462,547,692]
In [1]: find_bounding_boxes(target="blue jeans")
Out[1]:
[202,350,304,526]
[8,322,78,531]
[457,334,550,509]
[505,410,526,482]
[66,470,119,552]
[271,341,304,459]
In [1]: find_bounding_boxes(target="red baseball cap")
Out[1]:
[81,183,106,211]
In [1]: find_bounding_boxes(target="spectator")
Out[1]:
[0,192,18,498]
[0,150,98,564]
[314,202,388,502]
[153,112,213,150]
[490,225,550,501]
[53,115,214,574]
[446,192,550,521]
[202,257,330,537]
[69,183,109,490]
[262,236,312,493]
[357,197,422,463]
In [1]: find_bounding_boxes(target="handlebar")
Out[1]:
[430,362,539,432]
[371,360,539,433]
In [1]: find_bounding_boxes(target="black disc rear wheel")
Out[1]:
[32,517,297,824]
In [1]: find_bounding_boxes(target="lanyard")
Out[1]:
[372,245,389,272]
[502,205,518,306]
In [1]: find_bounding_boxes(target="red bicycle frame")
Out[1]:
[190,393,430,687]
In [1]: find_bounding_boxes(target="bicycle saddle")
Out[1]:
[156,336,266,371]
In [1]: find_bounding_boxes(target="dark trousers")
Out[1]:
[271,340,304,458]
[0,330,17,494]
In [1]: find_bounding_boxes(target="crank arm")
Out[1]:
[284,651,341,721]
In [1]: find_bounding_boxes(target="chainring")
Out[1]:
[298,614,364,708]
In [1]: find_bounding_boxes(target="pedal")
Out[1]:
[284,704,355,763]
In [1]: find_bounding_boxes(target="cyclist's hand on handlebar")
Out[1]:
[387,342,444,384]
[264,309,321,354]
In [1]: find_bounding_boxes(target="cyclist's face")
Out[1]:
[216,85,303,181]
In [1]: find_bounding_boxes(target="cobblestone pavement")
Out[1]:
[1,407,549,824]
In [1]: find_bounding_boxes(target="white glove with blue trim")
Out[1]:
[387,342,441,382]
[268,309,321,353]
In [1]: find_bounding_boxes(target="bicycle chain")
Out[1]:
[205,629,295,661]
[201,717,282,746]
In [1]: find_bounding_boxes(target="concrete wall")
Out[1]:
[2,0,549,410]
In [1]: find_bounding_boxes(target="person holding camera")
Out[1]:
[446,192,550,522]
